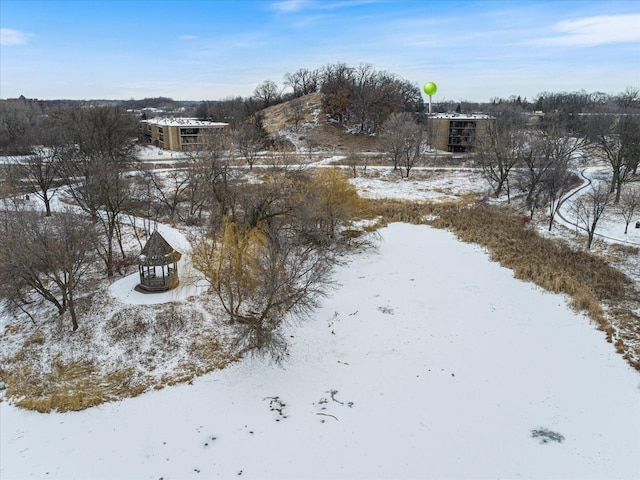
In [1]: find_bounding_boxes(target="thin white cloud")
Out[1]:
[314,0,382,10]
[270,0,310,13]
[0,28,33,45]
[179,35,199,41]
[270,0,379,14]
[534,14,640,47]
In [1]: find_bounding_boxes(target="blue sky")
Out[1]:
[1,0,638,102]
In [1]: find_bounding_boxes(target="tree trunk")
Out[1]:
[494,178,504,198]
[44,196,52,217]
[610,172,617,194]
[615,187,622,204]
[68,294,78,331]
[587,222,597,249]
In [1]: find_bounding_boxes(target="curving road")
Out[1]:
[556,166,640,248]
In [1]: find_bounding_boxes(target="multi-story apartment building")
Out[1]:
[428,113,493,153]
[141,117,228,151]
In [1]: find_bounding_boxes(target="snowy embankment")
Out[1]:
[2,223,638,480]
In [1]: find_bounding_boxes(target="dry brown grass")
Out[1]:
[1,338,236,413]
[22,330,45,348]
[2,305,238,412]
[1,359,144,413]
[187,332,239,376]
[260,92,378,153]
[261,92,323,135]
[362,197,435,226]
[609,243,640,256]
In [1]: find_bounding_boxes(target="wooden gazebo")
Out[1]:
[135,230,182,293]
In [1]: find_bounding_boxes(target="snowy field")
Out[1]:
[2,223,639,480]
[349,167,487,202]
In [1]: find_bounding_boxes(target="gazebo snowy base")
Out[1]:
[134,270,180,293]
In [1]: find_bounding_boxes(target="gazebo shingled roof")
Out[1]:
[137,230,182,266]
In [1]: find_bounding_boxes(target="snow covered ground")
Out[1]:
[349,167,489,203]
[1,149,639,479]
[2,223,639,479]
[136,145,189,164]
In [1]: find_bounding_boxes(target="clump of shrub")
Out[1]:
[192,168,370,361]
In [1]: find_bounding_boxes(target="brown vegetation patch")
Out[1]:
[0,293,238,413]
[1,359,145,413]
[260,92,378,153]
[261,92,324,135]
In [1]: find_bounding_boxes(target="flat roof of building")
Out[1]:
[142,117,229,127]
[430,113,493,120]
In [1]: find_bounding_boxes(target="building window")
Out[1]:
[447,120,476,152]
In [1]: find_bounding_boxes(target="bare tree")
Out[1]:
[615,86,640,112]
[285,98,306,132]
[350,63,378,133]
[319,62,422,134]
[190,166,365,360]
[399,125,423,179]
[0,208,95,330]
[284,68,319,97]
[193,219,333,360]
[320,62,353,124]
[0,99,40,155]
[184,128,234,224]
[57,105,138,276]
[301,130,319,162]
[475,106,525,201]
[619,115,640,177]
[234,121,265,169]
[345,149,367,178]
[618,185,640,234]
[302,169,363,243]
[253,80,282,109]
[266,144,295,172]
[541,160,580,231]
[585,114,640,203]
[93,162,135,276]
[350,69,420,134]
[517,114,586,219]
[195,96,257,127]
[145,168,189,222]
[8,146,60,216]
[573,181,611,249]
[378,113,407,171]
[378,112,422,173]
[4,106,69,216]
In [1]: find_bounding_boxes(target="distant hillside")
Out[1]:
[260,92,377,153]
